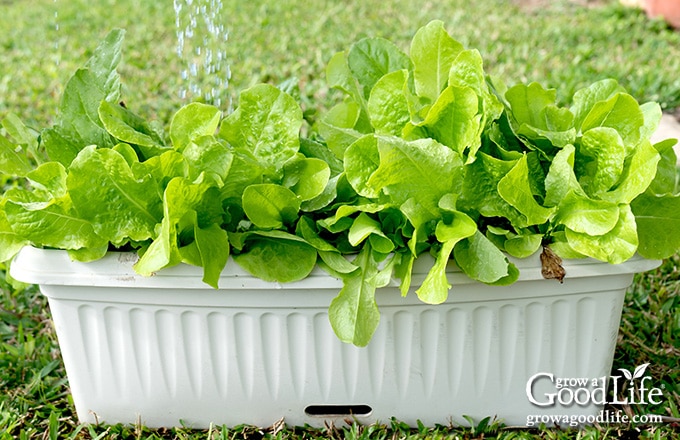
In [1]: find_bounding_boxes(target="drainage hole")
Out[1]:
[304,404,373,417]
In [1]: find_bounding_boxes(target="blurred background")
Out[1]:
[1,0,679,129]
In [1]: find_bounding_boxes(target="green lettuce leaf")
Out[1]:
[135,177,226,284]
[343,134,381,198]
[189,220,229,288]
[98,100,166,160]
[2,113,42,166]
[282,156,331,202]
[505,82,576,149]
[131,150,188,193]
[454,230,514,284]
[504,233,543,258]
[639,102,663,142]
[405,85,481,157]
[219,147,267,201]
[570,79,625,130]
[409,20,463,102]
[0,133,32,176]
[564,204,638,264]
[417,210,476,304]
[4,191,106,257]
[232,231,317,283]
[576,127,626,197]
[4,162,107,255]
[0,209,29,262]
[347,212,395,254]
[497,154,555,226]
[553,190,619,236]
[326,50,363,104]
[459,151,527,227]
[600,140,660,204]
[67,146,162,244]
[316,100,366,158]
[41,29,125,166]
[328,243,386,347]
[182,136,233,184]
[368,136,464,214]
[632,192,680,260]
[646,139,679,195]
[169,102,221,151]
[579,93,644,153]
[448,49,503,124]
[347,37,410,99]
[367,69,410,136]
[219,84,302,177]
[544,144,581,207]
[242,184,300,229]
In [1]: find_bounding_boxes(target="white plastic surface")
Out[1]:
[10,247,661,428]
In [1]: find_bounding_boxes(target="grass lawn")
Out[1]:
[1,0,679,438]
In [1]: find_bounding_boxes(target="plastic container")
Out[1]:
[10,246,660,428]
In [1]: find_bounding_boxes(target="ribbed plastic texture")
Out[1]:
[10,247,661,428]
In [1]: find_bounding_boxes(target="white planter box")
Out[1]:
[10,247,660,428]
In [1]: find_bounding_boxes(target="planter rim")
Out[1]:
[10,246,661,290]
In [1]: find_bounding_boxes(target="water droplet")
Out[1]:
[174,0,230,109]
[53,0,62,66]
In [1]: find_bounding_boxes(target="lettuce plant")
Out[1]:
[1,23,679,347]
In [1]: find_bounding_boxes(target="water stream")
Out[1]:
[54,0,61,66]
[52,0,231,109]
[174,0,231,110]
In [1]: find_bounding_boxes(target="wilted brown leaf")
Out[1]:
[540,245,565,283]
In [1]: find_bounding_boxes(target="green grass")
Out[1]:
[2,0,680,127]
[1,0,679,438]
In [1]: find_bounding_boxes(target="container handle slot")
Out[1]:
[304,404,372,417]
